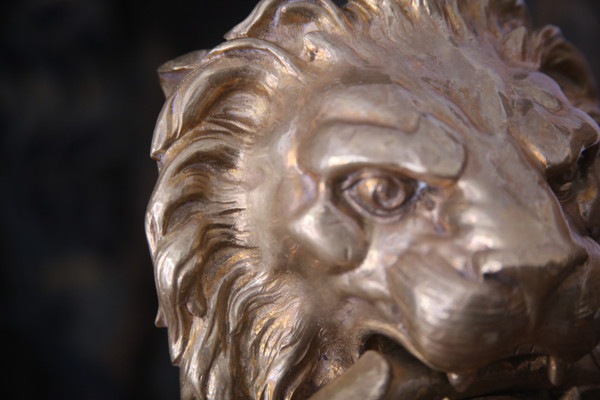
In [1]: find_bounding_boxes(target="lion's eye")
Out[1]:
[549,163,578,201]
[548,146,596,202]
[342,171,416,218]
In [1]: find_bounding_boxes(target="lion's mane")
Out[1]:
[145,1,599,399]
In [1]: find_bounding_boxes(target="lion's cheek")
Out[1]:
[288,201,368,273]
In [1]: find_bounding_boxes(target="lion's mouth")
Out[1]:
[360,334,600,400]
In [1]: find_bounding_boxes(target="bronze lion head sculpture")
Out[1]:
[145,0,600,398]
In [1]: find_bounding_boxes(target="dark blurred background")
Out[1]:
[1,1,598,399]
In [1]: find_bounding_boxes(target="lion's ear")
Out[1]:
[158,49,208,98]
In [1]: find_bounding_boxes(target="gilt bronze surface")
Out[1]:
[145,1,600,398]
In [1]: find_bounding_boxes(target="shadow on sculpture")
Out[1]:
[146,0,600,399]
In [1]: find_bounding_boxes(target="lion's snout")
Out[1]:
[386,141,600,372]
[451,141,592,309]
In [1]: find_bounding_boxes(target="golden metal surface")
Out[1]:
[145,1,600,398]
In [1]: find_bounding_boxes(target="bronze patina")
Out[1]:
[145,1,600,399]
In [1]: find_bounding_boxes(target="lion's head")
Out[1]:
[146,1,600,399]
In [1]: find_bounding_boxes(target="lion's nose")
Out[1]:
[474,243,588,284]
[472,235,588,320]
